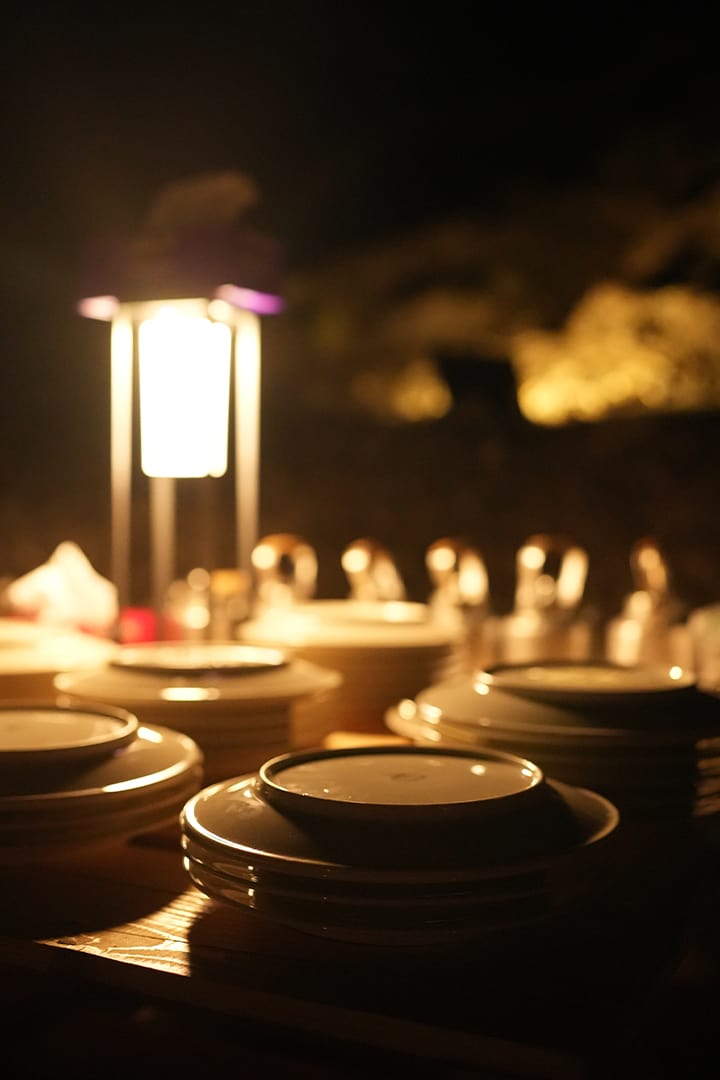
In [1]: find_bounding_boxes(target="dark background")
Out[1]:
[2,7,720,617]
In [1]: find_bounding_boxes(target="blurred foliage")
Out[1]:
[272,117,720,427]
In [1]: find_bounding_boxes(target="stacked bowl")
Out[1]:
[54,641,342,783]
[0,699,203,863]
[239,599,467,743]
[386,661,720,894]
[180,743,619,945]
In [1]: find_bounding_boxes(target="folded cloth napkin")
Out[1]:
[4,541,117,637]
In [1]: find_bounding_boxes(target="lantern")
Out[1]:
[78,189,283,636]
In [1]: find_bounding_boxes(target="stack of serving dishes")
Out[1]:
[385,661,720,898]
[0,617,117,699]
[54,641,342,783]
[180,743,619,946]
[0,699,203,863]
[239,599,467,742]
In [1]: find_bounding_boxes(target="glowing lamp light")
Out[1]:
[137,304,232,478]
[78,200,284,636]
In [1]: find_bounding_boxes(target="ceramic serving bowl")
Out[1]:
[255,743,547,826]
[0,700,203,863]
[0,699,138,768]
[242,599,455,646]
[479,660,697,708]
[386,659,720,893]
[240,600,466,738]
[180,744,619,945]
[417,661,720,733]
[54,640,343,782]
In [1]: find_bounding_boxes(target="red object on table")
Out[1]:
[117,607,157,644]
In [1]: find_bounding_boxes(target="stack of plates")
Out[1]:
[385,662,720,829]
[54,641,343,783]
[239,600,467,741]
[0,617,117,699]
[181,744,619,945]
[0,700,203,863]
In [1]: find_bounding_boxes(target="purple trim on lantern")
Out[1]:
[78,285,284,322]
[215,283,284,315]
[77,295,120,321]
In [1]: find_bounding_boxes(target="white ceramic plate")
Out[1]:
[111,640,288,675]
[384,704,720,821]
[182,854,557,945]
[0,723,202,811]
[0,722,203,864]
[102,704,292,739]
[413,680,720,745]
[183,831,550,903]
[256,745,544,824]
[182,849,557,943]
[479,661,697,705]
[181,775,618,943]
[181,768,618,885]
[241,599,462,649]
[0,787,198,865]
[0,702,138,767]
[401,704,639,748]
[55,656,342,707]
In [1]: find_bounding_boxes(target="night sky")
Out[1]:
[4,9,717,273]
[2,6,720,599]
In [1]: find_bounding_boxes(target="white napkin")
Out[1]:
[4,541,117,636]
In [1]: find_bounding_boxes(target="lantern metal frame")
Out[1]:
[79,280,283,635]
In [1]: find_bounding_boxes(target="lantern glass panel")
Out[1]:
[138,306,232,478]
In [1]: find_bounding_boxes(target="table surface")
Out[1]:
[3,722,720,1078]
[2,816,720,1080]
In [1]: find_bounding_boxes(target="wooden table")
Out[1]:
[2,819,720,1079]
